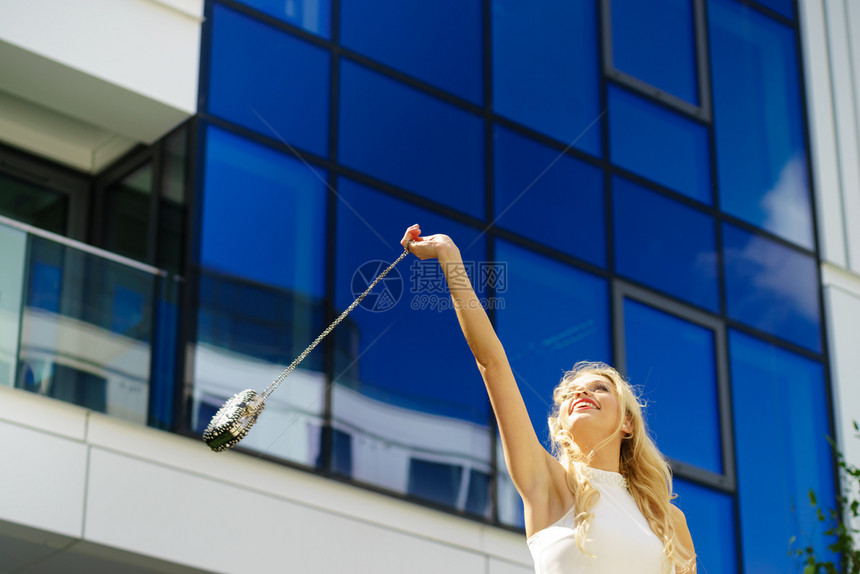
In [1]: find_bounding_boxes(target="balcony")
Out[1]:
[0,214,179,428]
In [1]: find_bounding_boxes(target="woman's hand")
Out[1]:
[400,224,459,261]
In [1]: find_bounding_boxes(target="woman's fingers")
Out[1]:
[401,224,422,251]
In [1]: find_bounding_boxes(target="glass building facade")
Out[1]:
[0,0,840,572]
[189,0,835,571]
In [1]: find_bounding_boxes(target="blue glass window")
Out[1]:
[723,223,821,352]
[613,177,718,311]
[331,178,491,514]
[709,0,812,248]
[729,331,836,572]
[755,0,794,19]
[465,469,491,516]
[493,0,601,156]
[333,178,489,422]
[623,299,722,473]
[495,240,611,444]
[151,278,179,430]
[611,0,699,105]
[408,459,463,508]
[341,0,482,104]
[195,128,328,468]
[338,61,484,218]
[494,127,605,267]
[673,480,737,574]
[200,125,327,296]
[208,4,330,157]
[609,86,711,204]
[233,0,331,37]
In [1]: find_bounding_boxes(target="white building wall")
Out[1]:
[0,386,533,574]
[800,0,860,473]
[0,0,203,171]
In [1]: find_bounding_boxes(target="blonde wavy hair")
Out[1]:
[547,361,695,572]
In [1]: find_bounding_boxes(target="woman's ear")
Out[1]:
[621,415,633,438]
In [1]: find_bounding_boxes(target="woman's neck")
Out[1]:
[586,454,621,473]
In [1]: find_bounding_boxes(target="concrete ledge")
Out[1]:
[0,387,534,573]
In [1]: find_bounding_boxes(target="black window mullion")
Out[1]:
[320,0,343,477]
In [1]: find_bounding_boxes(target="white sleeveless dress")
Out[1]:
[527,468,672,574]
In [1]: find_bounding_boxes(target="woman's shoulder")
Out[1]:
[670,503,696,569]
[669,504,688,527]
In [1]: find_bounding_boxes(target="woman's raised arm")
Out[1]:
[401,225,564,507]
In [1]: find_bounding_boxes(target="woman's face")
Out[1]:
[558,374,629,448]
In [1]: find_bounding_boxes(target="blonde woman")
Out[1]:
[401,224,696,574]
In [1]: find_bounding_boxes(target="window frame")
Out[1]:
[601,0,712,122]
[92,123,192,270]
[0,143,93,241]
[612,279,735,491]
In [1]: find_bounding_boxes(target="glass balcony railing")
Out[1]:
[0,215,180,429]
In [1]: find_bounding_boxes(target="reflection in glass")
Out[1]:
[208,4,330,157]
[192,344,326,466]
[235,0,331,38]
[0,223,27,387]
[623,299,721,473]
[200,125,327,296]
[341,0,482,103]
[408,459,461,508]
[493,0,602,156]
[613,177,718,311]
[709,0,812,247]
[494,126,605,267]
[609,86,711,204]
[331,178,492,517]
[0,173,68,235]
[338,60,484,218]
[104,162,153,263]
[150,275,180,430]
[729,331,836,572]
[673,479,737,574]
[193,125,328,466]
[612,0,699,105]
[722,223,820,351]
[192,270,325,466]
[331,381,491,517]
[496,437,523,527]
[17,235,155,423]
[495,239,610,527]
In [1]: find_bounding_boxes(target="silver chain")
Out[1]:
[260,245,411,401]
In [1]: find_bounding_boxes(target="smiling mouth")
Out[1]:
[570,399,599,414]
